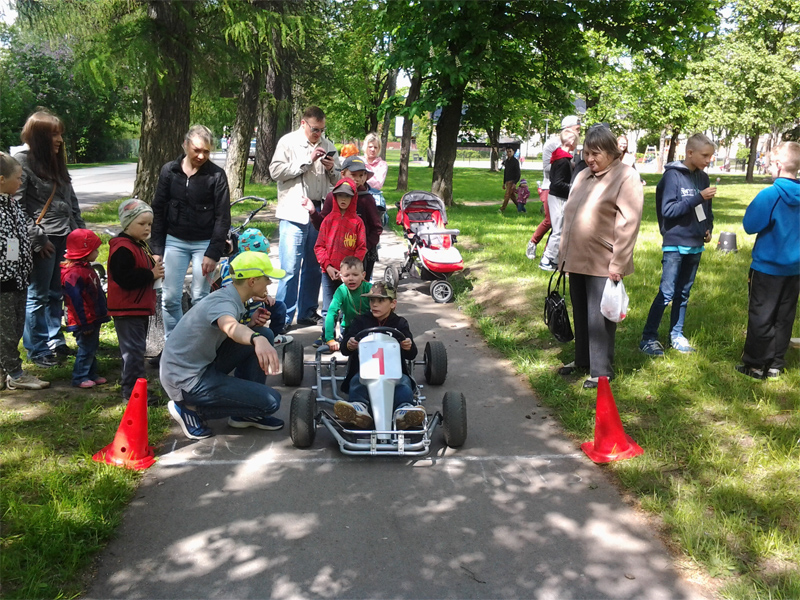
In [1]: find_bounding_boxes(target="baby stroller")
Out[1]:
[384,191,463,304]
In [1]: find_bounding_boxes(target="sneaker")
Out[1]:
[334,400,374,428]
[526,240,538,260]
[640,339,665,357]
[395,404,425,430]
[297,313,323,326]
[6,373,51,390]
[74,380,96,389]
[538,257,556,272]
[766,368,782,379]
[168,400,213,440]
[93,377,108,385]
[30,354,59,368]
[312,335,324,348]
[228,415,285,431]
[671,336,695,353]
[147,352,161,367]
[557,361,588,376]
[735,364,764,380]
[273,334,293,347]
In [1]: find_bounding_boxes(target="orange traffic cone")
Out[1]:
[93,378,155,470]
[581,376,643,463]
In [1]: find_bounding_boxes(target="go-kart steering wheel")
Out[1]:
[353,326,406,343]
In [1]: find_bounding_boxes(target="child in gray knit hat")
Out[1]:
[107,198,164,403]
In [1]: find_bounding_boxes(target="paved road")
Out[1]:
[85,229,710,599]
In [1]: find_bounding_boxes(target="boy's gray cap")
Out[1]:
[362,281,396,299]
[341,156,374,176]
[560,115,581,129]
[332,181,356,196]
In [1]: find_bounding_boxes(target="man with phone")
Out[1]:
[270,106,340,328]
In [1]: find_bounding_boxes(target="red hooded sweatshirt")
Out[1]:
[314,177,367,271]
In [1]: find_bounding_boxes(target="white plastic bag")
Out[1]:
[600,279,629,322]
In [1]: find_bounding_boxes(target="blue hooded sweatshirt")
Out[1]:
[655,161,713,247]
[743,177,800,276]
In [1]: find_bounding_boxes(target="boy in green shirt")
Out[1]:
[325,255,372,351]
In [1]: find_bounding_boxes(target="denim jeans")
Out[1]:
[24,234,67,358]
[181,326,281,420]
[542,194,567,263]
[642,252,703,342]
[348,374,414,410]
[267,300,287,336]
[276,220,321,326]
[162,235,213,339]
[72,327,100,385]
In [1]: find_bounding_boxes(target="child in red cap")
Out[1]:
[61,228,109,388]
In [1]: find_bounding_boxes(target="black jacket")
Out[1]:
[503,156,521,184]
[340,311,417,392]
[150,156,231,260]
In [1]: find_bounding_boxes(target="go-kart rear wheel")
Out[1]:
[290,389,316,448]
[430,280,454,303]
[442,391,467,448]
[282,341,304,386]
[384,265,400,288]
[424,341,447,385]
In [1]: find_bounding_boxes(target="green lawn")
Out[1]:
[2,163,796,599]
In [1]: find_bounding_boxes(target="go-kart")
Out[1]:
[289,327,467,456]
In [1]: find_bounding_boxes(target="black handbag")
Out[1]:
[544,268,574,343]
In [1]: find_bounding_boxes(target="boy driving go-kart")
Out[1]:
[334,281,424,430]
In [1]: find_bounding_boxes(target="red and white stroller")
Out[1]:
[384,191,463,303]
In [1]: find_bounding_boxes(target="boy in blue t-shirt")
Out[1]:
[219,228,290,345]
[736,142,800,379]
[640,133,717,356]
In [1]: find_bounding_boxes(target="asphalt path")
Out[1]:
[84,226,710,599]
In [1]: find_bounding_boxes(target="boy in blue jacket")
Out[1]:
[737,142,800,379]
[640,133,717,356]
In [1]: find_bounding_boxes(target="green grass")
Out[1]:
[424,168,799,599]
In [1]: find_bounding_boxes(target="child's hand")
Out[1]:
[701,186,717,199]
[704,230,712,243]
[249,307,269,328]
[264,295,276,307]
[400,338,412,351]
[326,265,339,280]
[152,257,165,279]
[346,337,359,351]
[300,197,316,213]
[327,339,340,352]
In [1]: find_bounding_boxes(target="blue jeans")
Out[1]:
[642,251,703,342]
[348,374,414,410]
[267,300,287,336]
[162,235,213,339]
[320,273,341,321]
[24,234,67,358]
[276,220,321,325]
[181,326,281,420]
[72,327,100,385]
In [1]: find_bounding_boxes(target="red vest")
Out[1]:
[107,236,157,316]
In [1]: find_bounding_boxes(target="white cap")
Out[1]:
[561,115,580,129]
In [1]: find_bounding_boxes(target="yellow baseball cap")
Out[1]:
[229,251,286,280]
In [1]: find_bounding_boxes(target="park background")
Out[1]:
[1,1,799,599]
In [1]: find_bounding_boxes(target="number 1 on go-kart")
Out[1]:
[358,336,402,380]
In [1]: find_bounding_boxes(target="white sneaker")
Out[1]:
[334,400,374,428]
[273,334,293,346]
[6,372,51,390]
[538,257,557,271]
[526,241,537,260]
[395,403,425,430]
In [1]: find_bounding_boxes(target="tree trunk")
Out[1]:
[251,45,293,184]
[666,129,680,164]
[431,84,466,206]
[746,130,759,183]
[380,68,398,160]
[133,1,193,204]
[656,130,666,173]
[226,70,261,201]
[487,124,500,172]
[396,71,422,192]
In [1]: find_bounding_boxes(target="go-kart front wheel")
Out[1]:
[290,389,316,448]
[430,280,454,303]
[282,341,304,386]
[442,391,467,447]
[384,265,400,288]
[424,341,447,385]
